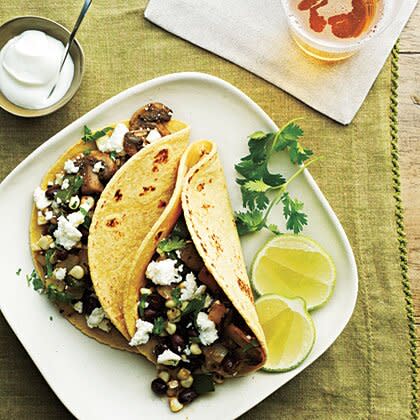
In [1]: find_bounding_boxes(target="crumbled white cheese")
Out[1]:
[54,215,82,250]
[92,161,105,173]
[54,267,67,281]
[61,178,70,190]
[129,319,154,346]
[157,349,182,366]
[180,272,206,302]
[98,319,112,333]
[146,128,162,142]
[67,211,85,227]
[145,259,182,286]
[45,210,54,221]
[96,123,128,153]
[196,312,218,346]
[33,187,51,210]
[73,301,83,314]
[64,160,79,174]
[55,173,64,186]
[86,307,107,329]
[184,346,191,356]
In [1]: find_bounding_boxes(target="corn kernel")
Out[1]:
[167,308,181,322]
[169,397,184,413]
[158,370,170,383]
[177,368,191,381]
[165,322,177,335]
[38,235,54,250]
[180,376,194,388]
[68,265,85,280]
[165,299,176,309]
[190,343,202,355]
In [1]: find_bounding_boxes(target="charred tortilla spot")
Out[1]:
[114,189,123,201]
[211,233,222,253]
[106,218,119,228]
[197,183,205,192]
[202,203,212,210]
[153,149,169,165]
[139,185,156,196]
[238,278,253,301]
[158,200,167,208]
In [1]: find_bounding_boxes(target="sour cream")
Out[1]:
[0,30,74,109]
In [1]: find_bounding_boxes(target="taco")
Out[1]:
[122,140,267,411]
[29,103,190,351]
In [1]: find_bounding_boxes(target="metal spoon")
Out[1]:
[47,0,93,99]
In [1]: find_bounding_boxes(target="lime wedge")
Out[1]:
[251,235,336,310]
[256,294,315,372]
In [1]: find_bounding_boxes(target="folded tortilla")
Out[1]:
[89,121,190,339]
[123,140,267,372]
[30,118,190,351]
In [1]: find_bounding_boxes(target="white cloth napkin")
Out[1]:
[145,0,417,124]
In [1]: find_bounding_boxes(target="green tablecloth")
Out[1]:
[0,1,417,418]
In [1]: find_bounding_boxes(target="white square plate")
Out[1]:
[0,72,357,420]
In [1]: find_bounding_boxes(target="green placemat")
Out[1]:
[0,1,417,419]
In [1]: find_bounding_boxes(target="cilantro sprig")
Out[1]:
[82,125,113,143]
[235,120,318,236]
[157,237,187,254]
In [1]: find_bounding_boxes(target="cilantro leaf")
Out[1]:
[109,151,117,161]
[273,122,313,164]
[55,175,83,203]
[45,249,55,278]
[281,192,308,234]
[82,125,113,143]
[26,270,44,292]
[235,209,265,236]
[157,237,187,254]
[152,316,165,335]
[235,158,284,187]
[171,288,181,306]
[138,294,148,318]
[234,120,316,237]
[46,285,73,303]
[16,268,22,276]
[182,295,206,318]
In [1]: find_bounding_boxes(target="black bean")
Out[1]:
[147,294,164,310]
[154,343,168,356]
[151,378,168,395]
[178,389,198,404]
[143,308,158,321]
[82,294,100,315]
[55,248,68,261]
[79,226,89,245]
[170,334,185,351]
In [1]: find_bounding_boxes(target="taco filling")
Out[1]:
[130,217,264,412]
[30,102,175,332]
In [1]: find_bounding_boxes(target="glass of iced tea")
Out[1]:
[281,0,402,61]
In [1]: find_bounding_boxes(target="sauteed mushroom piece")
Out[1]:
[89,150,117,181]
[129,102,173,130]
[123,129,149,157]
[81,164,104,195]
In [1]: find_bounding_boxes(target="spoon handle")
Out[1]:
[59,0,93,73]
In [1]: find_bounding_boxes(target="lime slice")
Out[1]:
[256,294,315,372]
[251,235,336,310]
